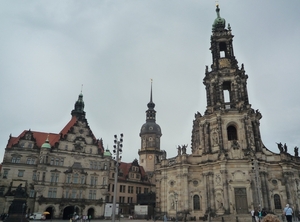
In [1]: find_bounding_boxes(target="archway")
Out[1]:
[45,207,54,220]
[63,206,76,220]
[87,208,95,219]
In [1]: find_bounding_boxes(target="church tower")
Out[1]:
[156,5,300,219]
[139,82,162,173]
[191,4,263,157]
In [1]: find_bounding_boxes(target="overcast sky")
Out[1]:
[1,1,300,163]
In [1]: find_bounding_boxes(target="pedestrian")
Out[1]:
[254,209,259,222]
[251,209,255,222]
[259,210,262,221]
[283,204,293,222]
[163,214,167,222]
[88,215,91,222]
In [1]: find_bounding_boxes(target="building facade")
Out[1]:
[0,92,154,219]
[154,5,300,221]
[0,93,112,219]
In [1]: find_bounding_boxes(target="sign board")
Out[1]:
[134,205,148,216]
[104,203,119,217]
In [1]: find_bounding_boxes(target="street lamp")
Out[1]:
[174,193,178,222]
[112,134,123,222]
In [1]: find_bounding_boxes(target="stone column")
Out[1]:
[221,170,230,213]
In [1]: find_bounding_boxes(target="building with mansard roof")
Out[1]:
[0,92,154,219]
[148,5,300,221]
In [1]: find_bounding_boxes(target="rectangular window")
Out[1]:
[144,188,149,194]
[90,176,98,186]
[18,170,24,177]
[89,190,96,199]
[119,185,126,193]
[65,189,69,198]
[81,176,85,184]
[73,174,79,184]
[72,189,77,199]
[127,197,133,203]
[102,177,107,185]
[48,188,57,198]
[51,173,55,183]
[119,196,125,203]
[67,175,71,183]
[128,186,133,193]
[12,157,21,163]
[3,169,9,178]
[29,189,35,198]
[55,173,59,183]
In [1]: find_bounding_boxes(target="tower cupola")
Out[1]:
[71,92,86,118]
[140,81,162,137]
[212,4,226,31]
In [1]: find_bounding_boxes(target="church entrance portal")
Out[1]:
[234,188,248,214]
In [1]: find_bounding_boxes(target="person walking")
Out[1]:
[251,209,255,222]
[283,204,293,222]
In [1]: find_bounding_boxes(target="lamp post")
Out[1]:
[174,193,178,222]
[112,134,123,222]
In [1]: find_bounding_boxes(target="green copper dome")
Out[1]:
[103,149,112,157]
[212,4,226,31]
[41,137,51,149]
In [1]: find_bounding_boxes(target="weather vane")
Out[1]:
[81,84,83,93]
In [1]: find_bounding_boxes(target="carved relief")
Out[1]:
[212,128,219,146]
[215,174,222,186]
[230,140,242,159]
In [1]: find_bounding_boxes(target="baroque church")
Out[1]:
[146,5,300,221]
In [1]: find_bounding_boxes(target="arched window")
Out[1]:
[274,194,282,209]
[193,195,200,210]
[227,125,237,140]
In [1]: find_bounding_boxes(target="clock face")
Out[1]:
[148,155,153,160]
[219,58,230,68]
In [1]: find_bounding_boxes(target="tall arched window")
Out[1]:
[193,195,200,210]
[274,194,282,209]
[227,125,237,140]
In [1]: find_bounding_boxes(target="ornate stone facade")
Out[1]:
[0,93,154,219]
[154,5,300,221]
